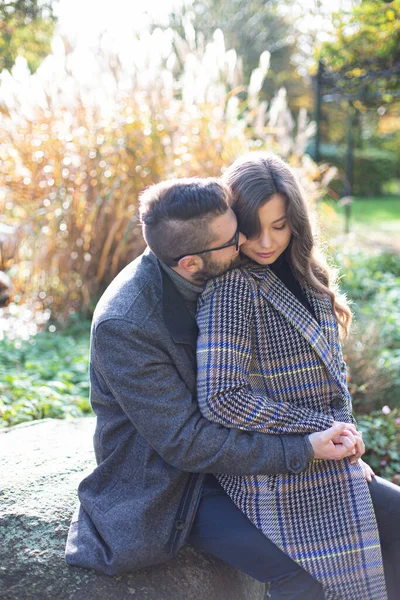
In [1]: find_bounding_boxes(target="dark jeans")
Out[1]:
[187,474,400,600]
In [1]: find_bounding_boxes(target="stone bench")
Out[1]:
[0,418,267,600]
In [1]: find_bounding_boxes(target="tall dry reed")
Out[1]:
[0,30,322,321]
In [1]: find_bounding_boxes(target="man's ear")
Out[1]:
[177,255,203,273]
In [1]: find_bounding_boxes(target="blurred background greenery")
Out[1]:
[0,0,399,482]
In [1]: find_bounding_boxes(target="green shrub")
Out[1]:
[0,319,92,428]
[309,143,396,196]
[352,148,397,197]
[335,250,400,411]
[380,132,400,179]
[344,327,400,413]
[357,409,400,483]
[339,252,400,349]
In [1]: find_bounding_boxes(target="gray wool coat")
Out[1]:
[64,248,314,576]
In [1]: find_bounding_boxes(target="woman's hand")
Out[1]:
[358,458,375,483]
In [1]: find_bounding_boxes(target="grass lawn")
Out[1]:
[344,197,400,223]
[323,196,400,251]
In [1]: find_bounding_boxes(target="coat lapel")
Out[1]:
[161,269,198,358]
[244,263,342,389]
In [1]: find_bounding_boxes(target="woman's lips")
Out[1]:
[256,251,275,259]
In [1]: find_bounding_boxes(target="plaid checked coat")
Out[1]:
[196,263,387,600]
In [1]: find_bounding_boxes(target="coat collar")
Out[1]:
[161,268,198,348]
[244,262,342,389]
[142,249,198,348]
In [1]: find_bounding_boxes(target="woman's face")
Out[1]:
[240,193,292,265]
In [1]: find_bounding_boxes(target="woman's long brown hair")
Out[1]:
[223,152,352,338]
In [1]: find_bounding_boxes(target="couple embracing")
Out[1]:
[65,152,400,599]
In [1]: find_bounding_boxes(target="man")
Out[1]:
[65,178,360,597]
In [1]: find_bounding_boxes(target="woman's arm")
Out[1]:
[196,270,334,435]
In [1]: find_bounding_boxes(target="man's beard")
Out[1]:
[191,253,241,285]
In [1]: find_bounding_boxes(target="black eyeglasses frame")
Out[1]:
[172,226,240,263]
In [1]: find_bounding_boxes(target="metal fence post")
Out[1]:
[344,103,355,233]
[314,60,324,163]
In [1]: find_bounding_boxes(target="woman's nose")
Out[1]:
[259,232,272,248]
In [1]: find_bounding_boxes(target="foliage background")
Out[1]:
[0,0,399,482]
[0,0,56,73]
[0,29,319,321]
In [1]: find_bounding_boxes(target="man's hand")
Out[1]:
[309,422,361,461]
[331,423,365,463]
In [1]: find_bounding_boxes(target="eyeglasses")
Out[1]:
[172,226,240,263]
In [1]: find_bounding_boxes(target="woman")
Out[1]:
[196,153,389,600]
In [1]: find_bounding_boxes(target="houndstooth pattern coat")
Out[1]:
[196,263,387,600]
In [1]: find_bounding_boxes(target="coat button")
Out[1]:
[175,520,186,530]
[290,460,302,472]
[332,397,344,410]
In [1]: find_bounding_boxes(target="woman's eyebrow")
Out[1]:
[272,215,286,224]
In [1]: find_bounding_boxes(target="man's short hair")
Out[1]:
[139,177,231,265]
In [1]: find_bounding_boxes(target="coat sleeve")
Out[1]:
[92,317,314,476]
[196,270,334,435]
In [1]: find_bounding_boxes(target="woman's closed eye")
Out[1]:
[273,222,287,231]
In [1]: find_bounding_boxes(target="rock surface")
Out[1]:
[0,418,267,600]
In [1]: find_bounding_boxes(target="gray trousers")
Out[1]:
[187,474,400,599]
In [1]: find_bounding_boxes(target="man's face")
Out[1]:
[191,209,246,285]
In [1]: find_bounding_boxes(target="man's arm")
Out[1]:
[93,317,315,476]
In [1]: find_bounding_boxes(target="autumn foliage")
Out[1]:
[0,30,322,321]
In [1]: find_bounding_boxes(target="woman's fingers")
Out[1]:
[359,459,375,482]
